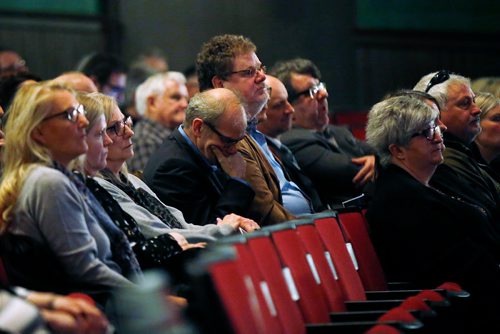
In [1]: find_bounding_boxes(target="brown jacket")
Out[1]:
[236,134,295,226]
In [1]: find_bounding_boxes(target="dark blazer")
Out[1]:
[366,164,500,330]
[143,128,255,226]
[281,125,374,205]
[430,133,500,224]
[265,137,326,212]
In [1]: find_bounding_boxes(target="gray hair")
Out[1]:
[184,89,244,129]
[135,71,187,116]
[366,96,438,167]
[413,71,471,111]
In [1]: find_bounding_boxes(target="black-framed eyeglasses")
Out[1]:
[411,124,443,141]
[204,121,245,145]
[227,64,267,78]
[106,116,133,136]
[288,82,327,103]
[43,104,86,123]
[424,70,451,93]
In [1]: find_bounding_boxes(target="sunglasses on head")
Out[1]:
[425,70,452,93]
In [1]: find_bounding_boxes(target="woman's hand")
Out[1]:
[168,231,207,250]
[217,213,260,232]
[27,292,109,334]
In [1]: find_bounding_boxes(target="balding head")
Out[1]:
[52,71,98,93]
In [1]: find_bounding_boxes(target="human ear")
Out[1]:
[31,126,46,145]
[211,76,224,88]
[191,118,204,137]
[388,143,406,160]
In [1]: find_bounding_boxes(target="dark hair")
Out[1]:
[269,58,322,97]
[76,52,127,87]
[0,72,42,112]
[196,34,256,92]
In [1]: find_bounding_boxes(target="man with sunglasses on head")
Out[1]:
[415,70,500,224]
[143,88,256,227]
[194,34,317,226]
[270,58,376,207]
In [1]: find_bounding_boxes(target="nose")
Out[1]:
[470,102,481,116]
[317,87,328,100]
[180,96,188,109]
[224,144,238,155]
[285,101,295,115]
[78,114,89,128]
[124,123,134,138]
[255,70,266,84]
[103,131,113,147]
[437,118,448,132]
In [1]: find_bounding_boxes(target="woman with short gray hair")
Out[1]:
[365,94,500,331]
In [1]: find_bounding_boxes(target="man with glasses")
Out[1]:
[143,88,255,226]
[196,34,315,226]
[415,70,500,223]
[270,58,375,207]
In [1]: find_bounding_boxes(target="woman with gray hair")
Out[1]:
[365,94,500,331]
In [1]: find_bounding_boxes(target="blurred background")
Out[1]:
[0,0,498,112]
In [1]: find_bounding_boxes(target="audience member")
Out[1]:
[0,48,28,78]
[197,34,312,225]
[0,82,137,301]
[471,92,500,183]
[52,71,98,93]
[134,47,169,72]
[365,94,500,332]
[122,62,159,123]
[257,75,326,212]
[414,70,500,223]
[270,58,376,207]
[76,52,127,105]
[472,77,500,98]
[183,64,200,100]
[128,72,189,172]
[144,88,257,226]
[75,93,210,295]
[0,285,109,334]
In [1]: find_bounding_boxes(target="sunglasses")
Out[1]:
[425,70,451,93]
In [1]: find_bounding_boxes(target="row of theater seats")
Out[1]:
[185,209,471,334]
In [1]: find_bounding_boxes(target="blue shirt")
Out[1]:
[247,123,312,215]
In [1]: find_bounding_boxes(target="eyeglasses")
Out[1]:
[204,121,245,146]
[227,64,266,78]
[0,59,26,73]
[43,104,86,123]
[411,123,443,141]
[106,116,133,136]
[424,70,451,93]
[288,82,327,103]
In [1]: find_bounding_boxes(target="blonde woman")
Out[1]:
[472,92,500,183]
[0,82,138,302]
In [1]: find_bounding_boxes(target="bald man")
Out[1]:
[144,88,255,226]
[52,71,98,93]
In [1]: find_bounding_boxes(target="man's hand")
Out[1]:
[211,146,246,178]
[351,155,376,187]
[217,213,260,232]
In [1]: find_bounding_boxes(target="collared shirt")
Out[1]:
[247,123,312,215]
[128,118,172,172]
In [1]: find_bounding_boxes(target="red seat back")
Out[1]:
[337,209,388,290]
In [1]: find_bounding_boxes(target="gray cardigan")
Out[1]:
[94,174,235,242]
[10,166,132,289]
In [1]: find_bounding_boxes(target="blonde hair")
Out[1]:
[69,92,113,172]
[0,82,75,231]
[476,92,500,120]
